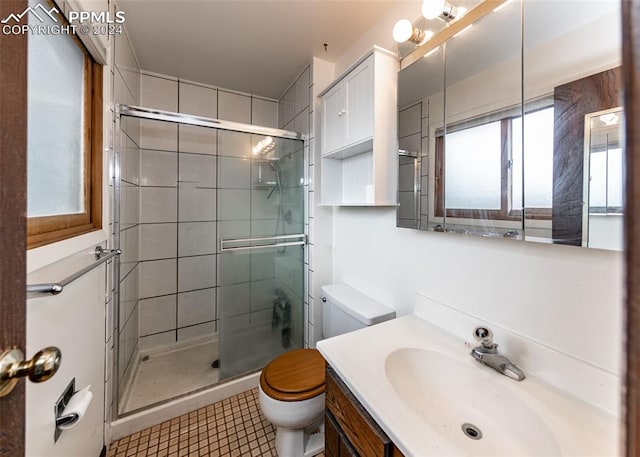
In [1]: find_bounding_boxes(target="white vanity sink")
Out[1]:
[317,310,618,457]
[385,348,560,456]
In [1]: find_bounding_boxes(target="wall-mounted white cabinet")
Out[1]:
[320,47,398,206]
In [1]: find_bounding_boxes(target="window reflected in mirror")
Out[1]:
[583,107,624,251]
[396,0,624,251]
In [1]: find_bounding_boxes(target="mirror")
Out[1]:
[397,0,624,250]
[583,107,624,250]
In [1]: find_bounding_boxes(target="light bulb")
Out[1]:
[393,19,414,43]
[422,0,446,20]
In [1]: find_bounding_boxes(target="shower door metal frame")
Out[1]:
[112,104,308,419]
[117,105,305,140]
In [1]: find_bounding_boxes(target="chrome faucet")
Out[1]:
[470,326,526,381]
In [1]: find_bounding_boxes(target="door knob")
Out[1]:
[0,347,61,397]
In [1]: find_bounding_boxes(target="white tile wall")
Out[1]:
[218,157,251,189]
[121,135,140,185]
[141,74,178,111]
[140,150,177,187]
[178,288,216,327]
[217,220,250,254]
[139,223,177,260]
[178,255,217,292]
[178,184,216,222]
[120,267,139,328]
[294,110,310,137]
[252,98,278,128]
[179,82,217,117]
[121,184,140,229]
[179,153,217,187]
[178,222,217,257]
[281,86,294,128]
[140,120,178,151]
[217,252,250,285]
[177,322,216,341]
[114,26,139,72]
[139,295,177,336]
[218,130,251,158]
[294,67,310,117]
[178,125,217,155]
[218,190,250,220]
[140,187,177,223]
[139,259,177,298]
[218,90,251,123]
[251,191,279,220]
[139,331,175,351]
[120,226,139,281]
[112,21,143,432]
[115,69,135,107]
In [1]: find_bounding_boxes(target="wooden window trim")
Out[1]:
[434,112,552,221]
[26,10,103,249]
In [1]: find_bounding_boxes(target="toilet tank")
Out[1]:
[321,284,396,338]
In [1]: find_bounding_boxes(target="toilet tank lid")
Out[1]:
[321,283,396,326]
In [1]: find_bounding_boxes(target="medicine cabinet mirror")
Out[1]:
[396,0,624,251]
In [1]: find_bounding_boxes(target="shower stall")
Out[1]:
[114,105,306,415]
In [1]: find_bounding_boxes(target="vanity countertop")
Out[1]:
[316,314,618,457]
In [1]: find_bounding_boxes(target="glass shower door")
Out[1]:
[218,134,305,380]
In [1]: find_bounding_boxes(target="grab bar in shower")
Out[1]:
[220,234,306,252]
[26,246,121,296]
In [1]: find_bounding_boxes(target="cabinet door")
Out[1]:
[323,83,346,155]
[345,55,374,146]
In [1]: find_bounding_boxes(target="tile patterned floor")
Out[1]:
[108,388,325,457]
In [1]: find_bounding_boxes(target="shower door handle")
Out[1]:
[220,234,306,252]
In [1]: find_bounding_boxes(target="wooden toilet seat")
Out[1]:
[260,349,326,402]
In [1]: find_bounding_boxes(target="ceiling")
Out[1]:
[116,0,399,99]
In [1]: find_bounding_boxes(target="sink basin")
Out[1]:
[385,348,561,456]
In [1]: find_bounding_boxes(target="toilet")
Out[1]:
[258,283,396,457]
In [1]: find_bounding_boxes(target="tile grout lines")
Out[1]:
[108,388,325,457]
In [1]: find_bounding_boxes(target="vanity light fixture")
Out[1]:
[393,19,431,44]
[422,0,459,22]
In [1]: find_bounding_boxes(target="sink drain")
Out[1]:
[461,423,482,440]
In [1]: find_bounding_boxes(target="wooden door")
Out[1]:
[0,0,28,455]
[623,1,640,455]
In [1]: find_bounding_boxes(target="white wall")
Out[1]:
[333,208,623,376]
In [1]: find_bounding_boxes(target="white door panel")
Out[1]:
[26,244,106,457]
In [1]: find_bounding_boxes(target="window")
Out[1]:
[435,106,553,220]
[26,5,103,248]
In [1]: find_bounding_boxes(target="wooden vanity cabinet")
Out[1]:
[325,366,405,457]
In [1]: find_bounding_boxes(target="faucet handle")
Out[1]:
[473,326,495,349]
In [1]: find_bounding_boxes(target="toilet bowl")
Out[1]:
[258,283,396,457]
[258,349,326,457]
